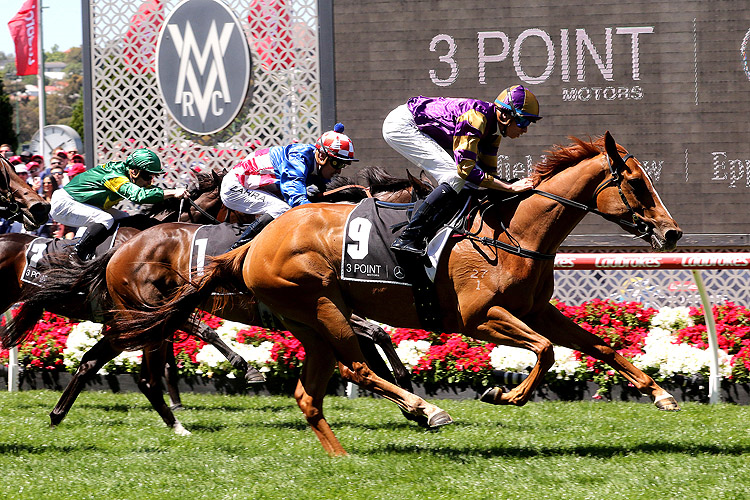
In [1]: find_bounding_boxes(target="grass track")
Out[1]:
[0,391,748,499]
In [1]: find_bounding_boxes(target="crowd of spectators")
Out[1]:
[0,143,88,237]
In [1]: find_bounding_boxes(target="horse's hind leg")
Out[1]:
[50,335,121,427]
[311,299,452,427]
[286,324,346,456]
[526,303,679,411]
[185,319,265,384]
[350,315,429,428]
[163,346,183,410]
[350,315,413,390]
[139,344,191,435]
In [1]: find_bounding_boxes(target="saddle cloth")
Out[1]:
[21,230,119,287]
[341,198,416,286]
[189,223,245,280]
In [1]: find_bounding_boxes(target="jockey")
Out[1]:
[382,85,540,254]
[50,148,186,260]
[220,123,358,249]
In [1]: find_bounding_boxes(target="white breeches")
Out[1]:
[220,172,290,219]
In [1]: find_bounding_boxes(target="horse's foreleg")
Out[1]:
[473,306,555,407]
[526,303,679,411]
[139,344,191,435]
[163,344,183,410]
[50,336,121,427]
[186,320,265,384]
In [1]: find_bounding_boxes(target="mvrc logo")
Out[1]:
[156,0,252,135]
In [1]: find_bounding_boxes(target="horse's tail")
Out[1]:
[0,250,116,349]
[110,244,251,350]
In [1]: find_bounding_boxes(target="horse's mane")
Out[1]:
[142,169,221,218]
[531,135,627,185]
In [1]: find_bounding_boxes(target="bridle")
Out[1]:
[456,151,655,260]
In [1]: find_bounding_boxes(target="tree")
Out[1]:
[0,78,19,152]
[69,96,84,140]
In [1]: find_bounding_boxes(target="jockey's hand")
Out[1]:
[507,177,535,192]
[163,187,187,199]
[306,184,322,199]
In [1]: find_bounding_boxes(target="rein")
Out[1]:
[455,151,653,260]
[322,184,372,198]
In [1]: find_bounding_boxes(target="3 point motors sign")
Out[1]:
[156,0,251,135]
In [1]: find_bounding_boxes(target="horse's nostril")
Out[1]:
[666,229,683,244]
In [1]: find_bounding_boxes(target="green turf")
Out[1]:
[0,391,748,499]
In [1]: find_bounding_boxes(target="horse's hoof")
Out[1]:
[655,395,680,411]
[173,422,192,436]
[401,410,430,428]
[480,387,502,404]
[427,410,453,428]
[170,403,184,411]
[245,367,266,384]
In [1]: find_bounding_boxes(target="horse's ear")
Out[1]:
[211,169,222,183]
[419,170,435,189]
[603,131,625,170]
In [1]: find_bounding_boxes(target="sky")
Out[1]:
[1,0,82,57]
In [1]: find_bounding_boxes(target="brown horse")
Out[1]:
[6,167,433,434]
[0,155,50,231]
[0,170,264,434]
[113,132,682,455]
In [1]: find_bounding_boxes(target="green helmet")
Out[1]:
[125,148,164,174]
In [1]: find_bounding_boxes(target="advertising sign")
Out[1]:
[331,0,750,239]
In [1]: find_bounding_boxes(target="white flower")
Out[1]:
[489,345,536,372]
[549,346,580,378]
[634,325,731,379]
[195,344,226,367]
[650,307,694,331]
[395,340,431,370]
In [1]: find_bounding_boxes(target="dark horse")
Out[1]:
[104,133,682,455]
[5,167,433,435]
[0,155,50,231]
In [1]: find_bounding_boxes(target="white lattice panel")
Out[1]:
[553,268,750,308]
[89,0,320,189]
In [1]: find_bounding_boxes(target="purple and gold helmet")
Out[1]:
[494,85,541,126]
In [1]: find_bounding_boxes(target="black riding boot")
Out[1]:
[74,223,110,261]
[391,183,458,255]
[229,214,274,250]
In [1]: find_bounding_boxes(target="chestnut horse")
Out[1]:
[0,170,263,434]
[0,155,50,231]
[6,167,433,434]
[114,132,682,455]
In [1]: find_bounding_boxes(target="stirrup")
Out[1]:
[391,237,427,255]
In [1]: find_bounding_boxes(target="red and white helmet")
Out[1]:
[315,123,359,162]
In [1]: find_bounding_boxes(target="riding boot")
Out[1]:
[74,223,110,261]
[229,214,274,250]
[391,183,459,255]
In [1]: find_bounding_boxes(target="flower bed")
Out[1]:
[3,300,750,396]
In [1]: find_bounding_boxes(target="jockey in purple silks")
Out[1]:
[382,85,541,255]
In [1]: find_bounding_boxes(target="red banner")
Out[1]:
[7,0,39,76]
[554,253,750,270]
[123,0,163,74]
